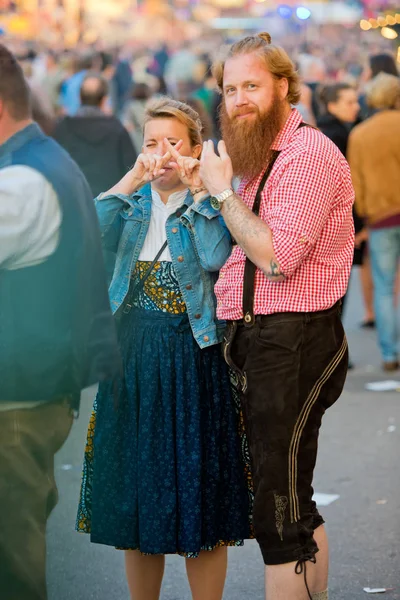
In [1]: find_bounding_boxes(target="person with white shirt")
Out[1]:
[75,97,252,600]
[0,43,120,600]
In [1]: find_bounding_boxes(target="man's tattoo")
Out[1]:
[223,193,286,281]
[263,259,286,282]
[224,193,267,239]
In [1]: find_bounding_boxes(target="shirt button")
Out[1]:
[186,284,192,290]
[203,335,209,342]
[195,313,201,319]
[177,256,184,262]
[172,227,178,234]
[176,211,182,218]
[128,210,133,216]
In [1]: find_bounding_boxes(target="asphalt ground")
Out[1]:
[47,267,400,600]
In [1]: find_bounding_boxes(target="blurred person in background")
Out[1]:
[0,43,120,600]
[54,73,136,198]
[191,56,222,140]
[318,84,375,341]
[191,57,217,116]
[184,96,216,143]
[359,53,399,119]
[20,58,56,135]
[112,50,134,116]
[164,40,203,98]
[296,79,316,126]
[297,48,327,120]
[122,81,153,154]
[41,50,65,116]
[148,42,170,79]
[348,73,400,371]
[59,51,96,116]
[317,83,360,155]
[76,97,252,600]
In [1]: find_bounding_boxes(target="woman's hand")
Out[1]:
[103,140,183,197]
[131,152,168,185]
[164,139,203,191]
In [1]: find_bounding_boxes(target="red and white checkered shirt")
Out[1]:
[215,109,355,320]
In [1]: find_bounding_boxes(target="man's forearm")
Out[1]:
[221,192,285,281]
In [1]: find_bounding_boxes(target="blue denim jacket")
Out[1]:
[95,183,231,348]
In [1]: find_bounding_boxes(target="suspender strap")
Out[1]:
[242,122,310,327]
[242,150,280,327]
[123,239,168,314]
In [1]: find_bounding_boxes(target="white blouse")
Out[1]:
[138,188,188,262]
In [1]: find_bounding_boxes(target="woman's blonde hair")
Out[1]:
[366,72,400,110]
[212,32,301,105]
[143,97,203,147]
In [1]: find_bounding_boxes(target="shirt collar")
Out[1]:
[151,187,189,214]
[271,108,303,151]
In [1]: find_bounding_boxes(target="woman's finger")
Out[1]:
[160,150,172,168]
[154,155,166,177]
[164,139,183,161]
[140,155,151,179]
[177,157,186,179]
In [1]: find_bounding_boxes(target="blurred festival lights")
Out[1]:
[360,19,372,30]
[278,5,293,19]
[360,13,400,34]
[381,26,398,39]
[296,6,311,20]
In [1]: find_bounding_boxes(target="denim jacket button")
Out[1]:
[203,335,209,342]
[186,284,192,290]
[172,227,178,234]
[177,255,184,262]
[195,313,201,319]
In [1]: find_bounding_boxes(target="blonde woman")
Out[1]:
[76,98,252,600]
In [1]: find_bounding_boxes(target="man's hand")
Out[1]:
[199,140,233,196]
[164,139,203,191]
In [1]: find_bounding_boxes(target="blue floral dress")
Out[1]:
[76,259,253,556]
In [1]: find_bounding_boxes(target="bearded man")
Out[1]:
[199,33,354,600]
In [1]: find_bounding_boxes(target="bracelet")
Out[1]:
[190,186,207,196]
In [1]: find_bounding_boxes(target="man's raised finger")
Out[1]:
[217,140,230,160]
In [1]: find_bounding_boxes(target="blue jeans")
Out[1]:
[369,226,400,362]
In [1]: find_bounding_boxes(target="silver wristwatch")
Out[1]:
[210,188,234,211]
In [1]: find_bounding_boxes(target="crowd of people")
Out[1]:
[0,22,400,600]
[8,28,398,371]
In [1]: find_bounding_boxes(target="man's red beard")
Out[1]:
[220,93,286,180]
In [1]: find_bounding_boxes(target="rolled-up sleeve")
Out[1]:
[268,152,335,277]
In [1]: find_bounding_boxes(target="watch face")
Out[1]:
[210,196,221,210]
